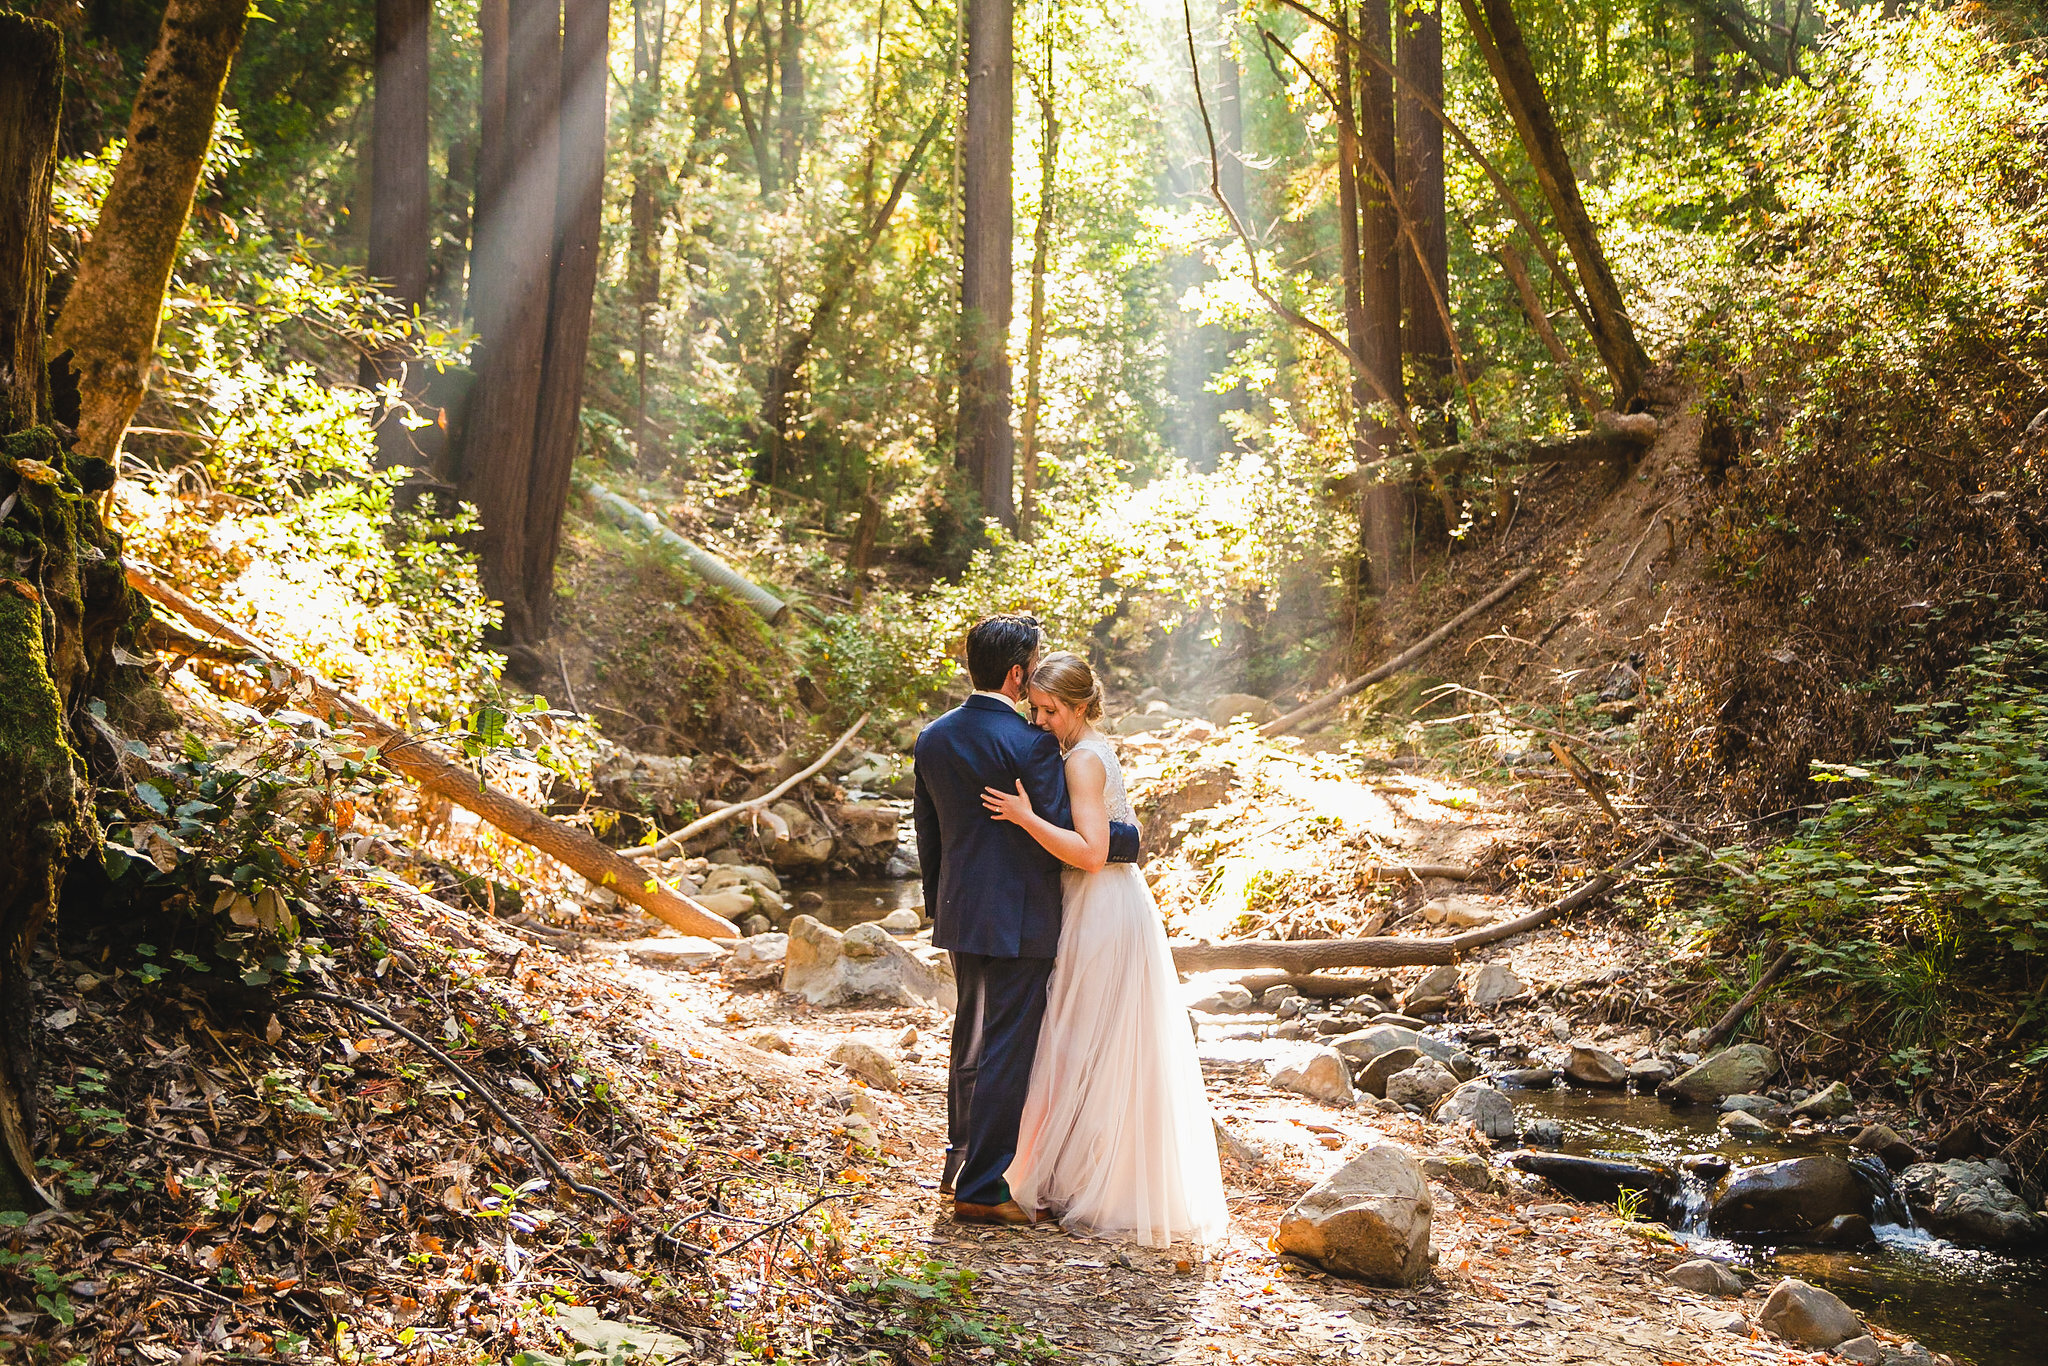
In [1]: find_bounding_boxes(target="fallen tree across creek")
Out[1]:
[1169,838,1659,975]
[125,567,740,941]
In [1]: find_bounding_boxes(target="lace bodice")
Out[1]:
[1070,735,1134,824]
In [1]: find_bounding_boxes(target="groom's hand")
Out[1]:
[1106,820,1141,865]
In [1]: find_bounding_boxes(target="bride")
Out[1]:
[980,652,1228,1248]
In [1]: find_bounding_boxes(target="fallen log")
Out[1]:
[1169,838,1657,974]
[1364,863,1475,882]
[1233,971,1396,1001]
[125,568,739,940]
[631,711,869,862]
[582,480,790,624]
[1262,567,1539,737]
[1413,410,1656,469]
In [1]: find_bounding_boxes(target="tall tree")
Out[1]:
[364,0,432,469]
[958,0,1016,527]
[778,0,805,183]
[1018,23,1059,536]
[523,0,610,642]
[50,0,252,480]
[1458,0,1648,404]
[1354,0,1405,594]
[1395,0,1450,425]
[1213,0,1247,226]
[630,0,669,458]
[459,0,562,649]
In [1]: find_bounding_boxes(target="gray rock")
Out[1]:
[1521,1117,1565,1147]
[1467,963,1526,1007]
[1276,994,1308,1020]
[1400,964,1461,1012]
[1897,1160,2048,1249]
[740,913,774,937]
[1665,1259,1743,1297]
[826,1040,901,1091]
[1329,1024,1461,1068]
[739,1027,794,1055]
[1627,1057,1676,1086]
[1720,1092,1778,1114]
[1193,984,1257,1013]
[1849,1123,1918,1171]
[722,932,789,984]
[1507,1152,1675,1213]
[1666,1043,1780,1104]
[1758,1278,1865,1348]
[615,937,726,969]
[783,915,956,1010]
[1271,1048,1358,1107]
[1275,1144,1433,1285]
[1422,1152,1506,1193]
[877,907,923,933]
[1709,1157,1867,1238]
[1385,1057,1458,1110]
[1445,1050,1480,1082]
[1565,1043,1629,1087]
[1214,1119,1265,1167]
[1208,692,1279,726]
[1719,1110,1779,1138]
[1371,1012,1433,1030]
[1696,1309,1749,1335]
[1835,1337,1884,1366]
[1421,898,1495,929]
[1434,1081,1516,1140]
[1810,1214,1875,1247]
[1353,1047,1425,1099]
[1499,1067,1558,1089]
[702,862,783,893]
[1790,1080,1855,1119]
[1262,985,1306,1012]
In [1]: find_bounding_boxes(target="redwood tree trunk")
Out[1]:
[1018,58,1057,538]
[1461,0,1648,404]
[50,0,251,478]
[460,0,562,646]
[777,0,804,186]
[524,0,610,642]
[1213,0,1246,226]
[364,0,432,469]
[1395,0,1451,420]
[630,0,668,459]
[1355,0,1405,595]
[958,0,1015,528]
[1333,4,1371,512]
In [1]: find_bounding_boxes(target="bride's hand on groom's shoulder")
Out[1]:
[981,780,1035,824]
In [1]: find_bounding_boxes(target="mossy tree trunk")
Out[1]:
[0,14,144,1211]
[49,0,251,479]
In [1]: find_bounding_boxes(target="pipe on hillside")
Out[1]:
[582,481,791,625]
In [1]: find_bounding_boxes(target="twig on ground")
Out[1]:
[1698,946,1800,1051]
[633,712,870,861]
[706,1191,861,1258]
[304,990,632,1216]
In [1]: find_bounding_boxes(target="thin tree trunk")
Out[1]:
[1333,4,1372,550]
[50,0,251,481]
[1018,42,1058,539]
[1213,0,1247,226]
[523,0,609,643]
[1498,232,1590,412]
[1460,0,1649,404]
[459,0,562,647]
[958,0,1015,527]
[725,0,775,196]
[1354,0,1404,595]
[365,0,432,470]
[1395,0,1450,421]
[630,0,668,461]
[0,11,72,1212]
[777,0,804,186]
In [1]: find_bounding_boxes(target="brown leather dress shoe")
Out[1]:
[951,1198,1034,1226]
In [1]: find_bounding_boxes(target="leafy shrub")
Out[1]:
[1715,620,2048,1046]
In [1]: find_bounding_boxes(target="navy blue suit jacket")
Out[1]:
[914,695,1139,958]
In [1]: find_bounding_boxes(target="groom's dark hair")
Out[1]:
[966,614,1043,692]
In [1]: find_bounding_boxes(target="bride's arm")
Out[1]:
[982,749,1112,872]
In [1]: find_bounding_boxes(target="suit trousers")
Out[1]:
[945,951,1055,1208]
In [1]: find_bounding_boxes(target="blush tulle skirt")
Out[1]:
[1006,863,1229,1248]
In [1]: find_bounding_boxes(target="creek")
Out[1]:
[1509,1086,2048,1366]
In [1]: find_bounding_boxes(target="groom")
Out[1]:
[913,614,1141,1225]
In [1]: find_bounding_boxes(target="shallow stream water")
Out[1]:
[1483,1086,2047,1366]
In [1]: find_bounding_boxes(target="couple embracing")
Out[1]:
[912,614,1227,1248]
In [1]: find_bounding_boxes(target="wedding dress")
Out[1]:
[1006,735,1229,1248]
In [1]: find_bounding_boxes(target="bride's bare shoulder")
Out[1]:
[1063,741,1109,790]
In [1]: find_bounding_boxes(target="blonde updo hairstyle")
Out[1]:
[1029,651,1104,722]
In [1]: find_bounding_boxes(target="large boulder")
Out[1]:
[1709,1157,1867,1238]
[1507,1152,1675,1216]
[1386,1058,1457,1110]
[1271,1048,1358,1107]
[1665,1044,1779,1104]
[722,932,790,984]
[782,915,956,1010]
[1275,1144,1433,1285]
[1400,965,1461,1013]
[1757,1278,1865,1349]
[1896,1161,2048,1249]
[1433,1081,1515,1140]
[766,802,837,868]
[1331,1024,1458,1068]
